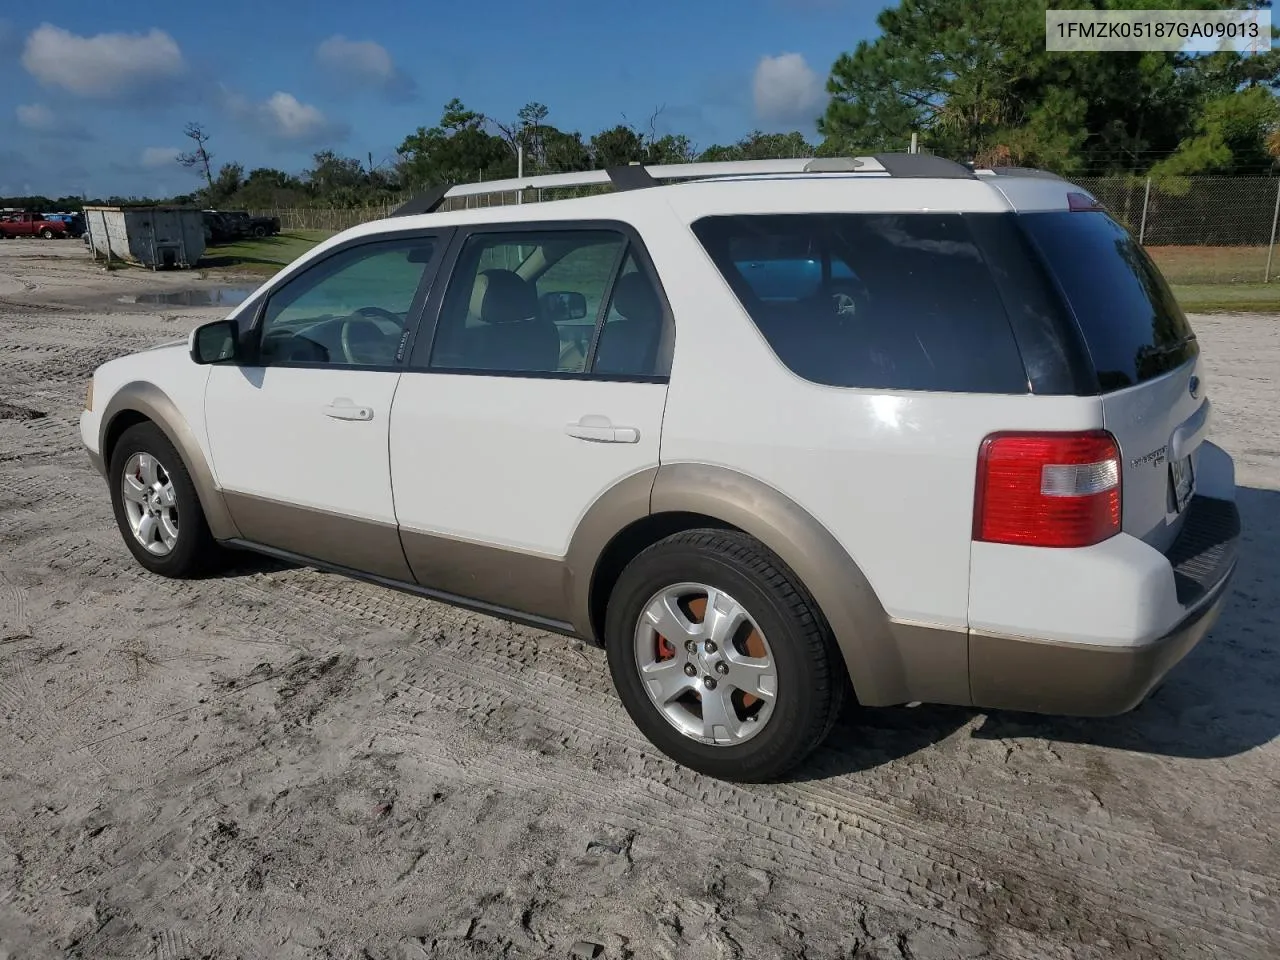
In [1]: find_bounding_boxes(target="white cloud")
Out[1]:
[317,35,393,82]
[140,146,180,168]
[753,52,824,126]
[264,92,331,139]
[222,87,347,145]
[16,103,57,133]
[22,23,185,99]
[315,35,415,101]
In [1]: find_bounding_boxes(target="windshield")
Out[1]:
[1017,211,1198,392]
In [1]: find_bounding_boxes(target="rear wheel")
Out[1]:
[40,229,54,239]
[108,422,222,577]
[605,529,845,782]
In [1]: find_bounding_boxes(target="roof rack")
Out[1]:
[872,153,976,179]
[390,151,978,217]
[975,166,1065,181]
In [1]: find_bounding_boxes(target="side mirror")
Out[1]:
[190,319,238,364]
[540,290,588,322]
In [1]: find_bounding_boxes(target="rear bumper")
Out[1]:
[969,494,1240,716]
[970,564,1232,715]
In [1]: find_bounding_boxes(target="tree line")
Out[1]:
[5,0,1280,214]
[168,99,822,211]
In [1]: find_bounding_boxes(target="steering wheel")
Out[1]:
[339,306,403,365]
[354,305,403,328]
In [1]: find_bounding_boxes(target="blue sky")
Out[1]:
[0,0,883,199]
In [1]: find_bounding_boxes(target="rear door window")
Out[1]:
[1017,211,1198,391]
[691,213,1028,393]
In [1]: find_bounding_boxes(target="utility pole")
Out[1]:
[517,142,524,204]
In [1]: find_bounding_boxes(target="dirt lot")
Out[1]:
[0,242,1277,960]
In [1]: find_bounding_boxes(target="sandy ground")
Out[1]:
[0,240,1277,960]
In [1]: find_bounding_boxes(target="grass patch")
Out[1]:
[1148,245,1274,285]
[1172,282,1280,313]
[199,230,333,275]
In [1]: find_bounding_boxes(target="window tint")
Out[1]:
[1017,211,1198,391]
[428,230,625,374]
[536,240,623,372]
[592,254,666,376]
[692,214,1028,393]
[259,238,435,366]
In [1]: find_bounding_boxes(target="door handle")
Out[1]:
[565,415,640,444]
[323,398,374,421]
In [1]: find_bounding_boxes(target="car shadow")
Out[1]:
[204,548,297,579]
[791,701,974,782]
[793,484,1279,781]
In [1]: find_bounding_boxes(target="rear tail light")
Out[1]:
[974,430,1121,548]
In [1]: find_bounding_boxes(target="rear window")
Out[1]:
[1017,211,1198,391]
[691,213,1029,393]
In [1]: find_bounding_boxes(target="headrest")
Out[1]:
[611,271,661,323]
[469,268,538,325]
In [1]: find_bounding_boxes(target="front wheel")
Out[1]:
[108,422,222,577]
[605,529,846,782]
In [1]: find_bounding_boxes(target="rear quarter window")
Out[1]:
[1016,211,1198,391]
[691,213,1029,393]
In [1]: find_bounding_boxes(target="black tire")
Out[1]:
[605,529,846,783]
[40,229,54,239]
[252,225,266,238]
[108,421,222,577]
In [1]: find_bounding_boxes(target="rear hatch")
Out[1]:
[1017,209,1206,553]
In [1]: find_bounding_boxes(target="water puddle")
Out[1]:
[119,287,254,306]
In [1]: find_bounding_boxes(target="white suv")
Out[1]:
[80,154,1241,782]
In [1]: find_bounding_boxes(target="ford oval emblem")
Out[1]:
[1189,375,1201,399]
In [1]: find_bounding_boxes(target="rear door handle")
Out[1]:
[323,398,374,421]
[565,415,640,444]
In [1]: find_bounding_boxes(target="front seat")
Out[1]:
[461,269,562,372]
[595,271,664,375]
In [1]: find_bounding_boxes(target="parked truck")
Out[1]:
[0,212,69,239]
[41,213,86,238]
[204,209,281,240]
[226,210,281,238]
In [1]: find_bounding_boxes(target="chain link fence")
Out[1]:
[253,172,1280,286]
[1074,175,1280,284]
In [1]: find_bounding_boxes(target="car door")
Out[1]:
[204,231,447,579]
[389,221,673,625]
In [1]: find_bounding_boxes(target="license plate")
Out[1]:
[1170,456,1195,513]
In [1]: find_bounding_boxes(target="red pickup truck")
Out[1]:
[0,213,68,239]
